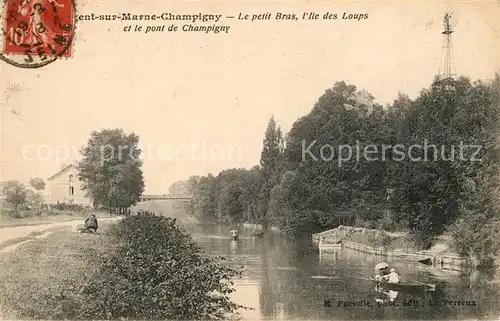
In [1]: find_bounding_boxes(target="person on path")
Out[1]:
[84,213,98,233]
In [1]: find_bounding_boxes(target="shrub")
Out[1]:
[341,229,420,251]
[50,203,93,212]
[363,220,377,229]
[388,234,421,251]
[396,219,410,232]
[77,212,246,320]
[378,210,395,231]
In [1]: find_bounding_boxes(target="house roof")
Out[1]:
[47,164,77,181]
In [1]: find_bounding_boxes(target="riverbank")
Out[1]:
[313,226,468,270]
[313,226,418,250]
[242,222,281,232]
[0,213,245,320]
[0,227,115,319]
[0,210,116,228]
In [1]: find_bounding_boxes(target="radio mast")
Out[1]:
[438,11,457,82]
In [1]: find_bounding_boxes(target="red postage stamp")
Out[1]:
[1,0,75,68]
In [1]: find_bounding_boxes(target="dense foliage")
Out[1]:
[0,214,244,320]
[29,177,46,191]
[1,178,50,217]
[2,180,28,215]
[78,129,145,213]
[77,213,245,320]
[186,118,285,227]
[167,179,195,196]
[183,75,500,266]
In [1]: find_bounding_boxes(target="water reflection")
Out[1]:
[184,223,500,320]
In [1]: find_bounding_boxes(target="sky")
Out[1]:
[1,1,499,194]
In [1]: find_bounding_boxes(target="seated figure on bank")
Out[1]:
[84,213,98,233]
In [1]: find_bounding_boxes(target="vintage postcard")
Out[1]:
[0,0,499,320]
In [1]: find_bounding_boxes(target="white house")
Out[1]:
[47,164,92,206]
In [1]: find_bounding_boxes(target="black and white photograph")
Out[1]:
[1,1,499,320]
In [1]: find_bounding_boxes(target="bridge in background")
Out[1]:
[139,195,192,202]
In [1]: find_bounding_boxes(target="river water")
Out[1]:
[184,223,500,320]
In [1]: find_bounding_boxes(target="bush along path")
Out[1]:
[0,213,248,320]
[72,213,247,320]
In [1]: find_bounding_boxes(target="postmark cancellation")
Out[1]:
[0,0,75,68]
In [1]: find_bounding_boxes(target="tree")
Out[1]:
[187,167,266,224]
[241,166,265,223]
[217,182,244,224]
[260,116,285,177]
[170,176,201,202]
[27,177,46,210]
[188,174,218,222]
[446,75,500,266]
[267,184,286,227]
[29,177,46,191]
[3,180,28,216]
[184,74,500,261]
[281,82,389,234]
[26,190,44,210]
[168,180,192,196]
[257,116,285,228]
[389,75,500,248]
[186,176,201,194]
[78,129,145,213]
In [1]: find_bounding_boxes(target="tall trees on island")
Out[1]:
[185,75,500,266]
[275,82,391,236]
[444,76,500,265]
[256,116,285,229]
[387,76,500,250]
[78,128,145,214]
[185,117,284,227]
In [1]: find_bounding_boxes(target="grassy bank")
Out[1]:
[0,210,117,228]
[0,213,244,320]
[0,227,62,251]
[337,229,422,252]
[0,228,116,319]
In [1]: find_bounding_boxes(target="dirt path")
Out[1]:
[0,217,122,253]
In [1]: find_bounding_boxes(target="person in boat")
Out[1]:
[382,268,400,284]
[381,268,400,302]
[374,265,399,302]
[84,213,98,233]
[374,263,390,281]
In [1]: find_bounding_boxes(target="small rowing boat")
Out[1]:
[369,277,436,292]
[250,230,264,237]
[417,258,433,265]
